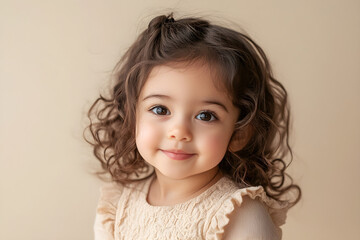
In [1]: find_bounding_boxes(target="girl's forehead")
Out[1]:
[148,60,226,87]
[139,61,233,104]
[149,61,211,77]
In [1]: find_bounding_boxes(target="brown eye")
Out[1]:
[150,106,170,115]
[196,111,217,122]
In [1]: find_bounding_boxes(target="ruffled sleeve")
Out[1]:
[207,186,289,240]
[94,182,123,240]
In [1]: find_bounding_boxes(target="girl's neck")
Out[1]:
[147,167,222,206]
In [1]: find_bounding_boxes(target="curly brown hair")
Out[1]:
[85,14,301,205]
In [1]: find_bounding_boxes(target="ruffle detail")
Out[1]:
[94,182,123,239]
[207,185,289,240]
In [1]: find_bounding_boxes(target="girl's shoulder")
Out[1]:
[222,196,282,240]
[207,177,289,240]
[93,181,123,240]
[93,178,149,240]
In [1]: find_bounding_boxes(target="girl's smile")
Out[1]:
[160,149,196,160]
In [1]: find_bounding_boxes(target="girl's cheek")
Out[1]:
[199,128,232,157]
[136,119,161,150]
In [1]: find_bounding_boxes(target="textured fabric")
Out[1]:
[94,176,289,240]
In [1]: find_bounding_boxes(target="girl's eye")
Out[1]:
[150,106,170,115]
[196,111,217,122]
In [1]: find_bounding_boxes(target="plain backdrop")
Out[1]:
[1,0,359,239]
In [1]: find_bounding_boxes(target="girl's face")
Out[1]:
[135,62,239,180]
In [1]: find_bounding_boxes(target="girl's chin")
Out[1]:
[154,168,192,180]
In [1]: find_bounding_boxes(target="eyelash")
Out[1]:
[148,105,218,122]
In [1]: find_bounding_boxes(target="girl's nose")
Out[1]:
[167,121,193,142]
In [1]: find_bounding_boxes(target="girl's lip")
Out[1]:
[161,150,195,160]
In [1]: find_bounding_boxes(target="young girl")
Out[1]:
[86,14,301,240]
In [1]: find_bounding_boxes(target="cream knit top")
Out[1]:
[94,176,289,240]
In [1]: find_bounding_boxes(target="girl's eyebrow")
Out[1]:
[142,94,170,101]
[202,100,228,113]
[142,94,228,113]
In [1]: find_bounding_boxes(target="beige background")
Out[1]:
[1,0,359,239]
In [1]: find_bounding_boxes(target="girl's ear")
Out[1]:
[228,125,253,152]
